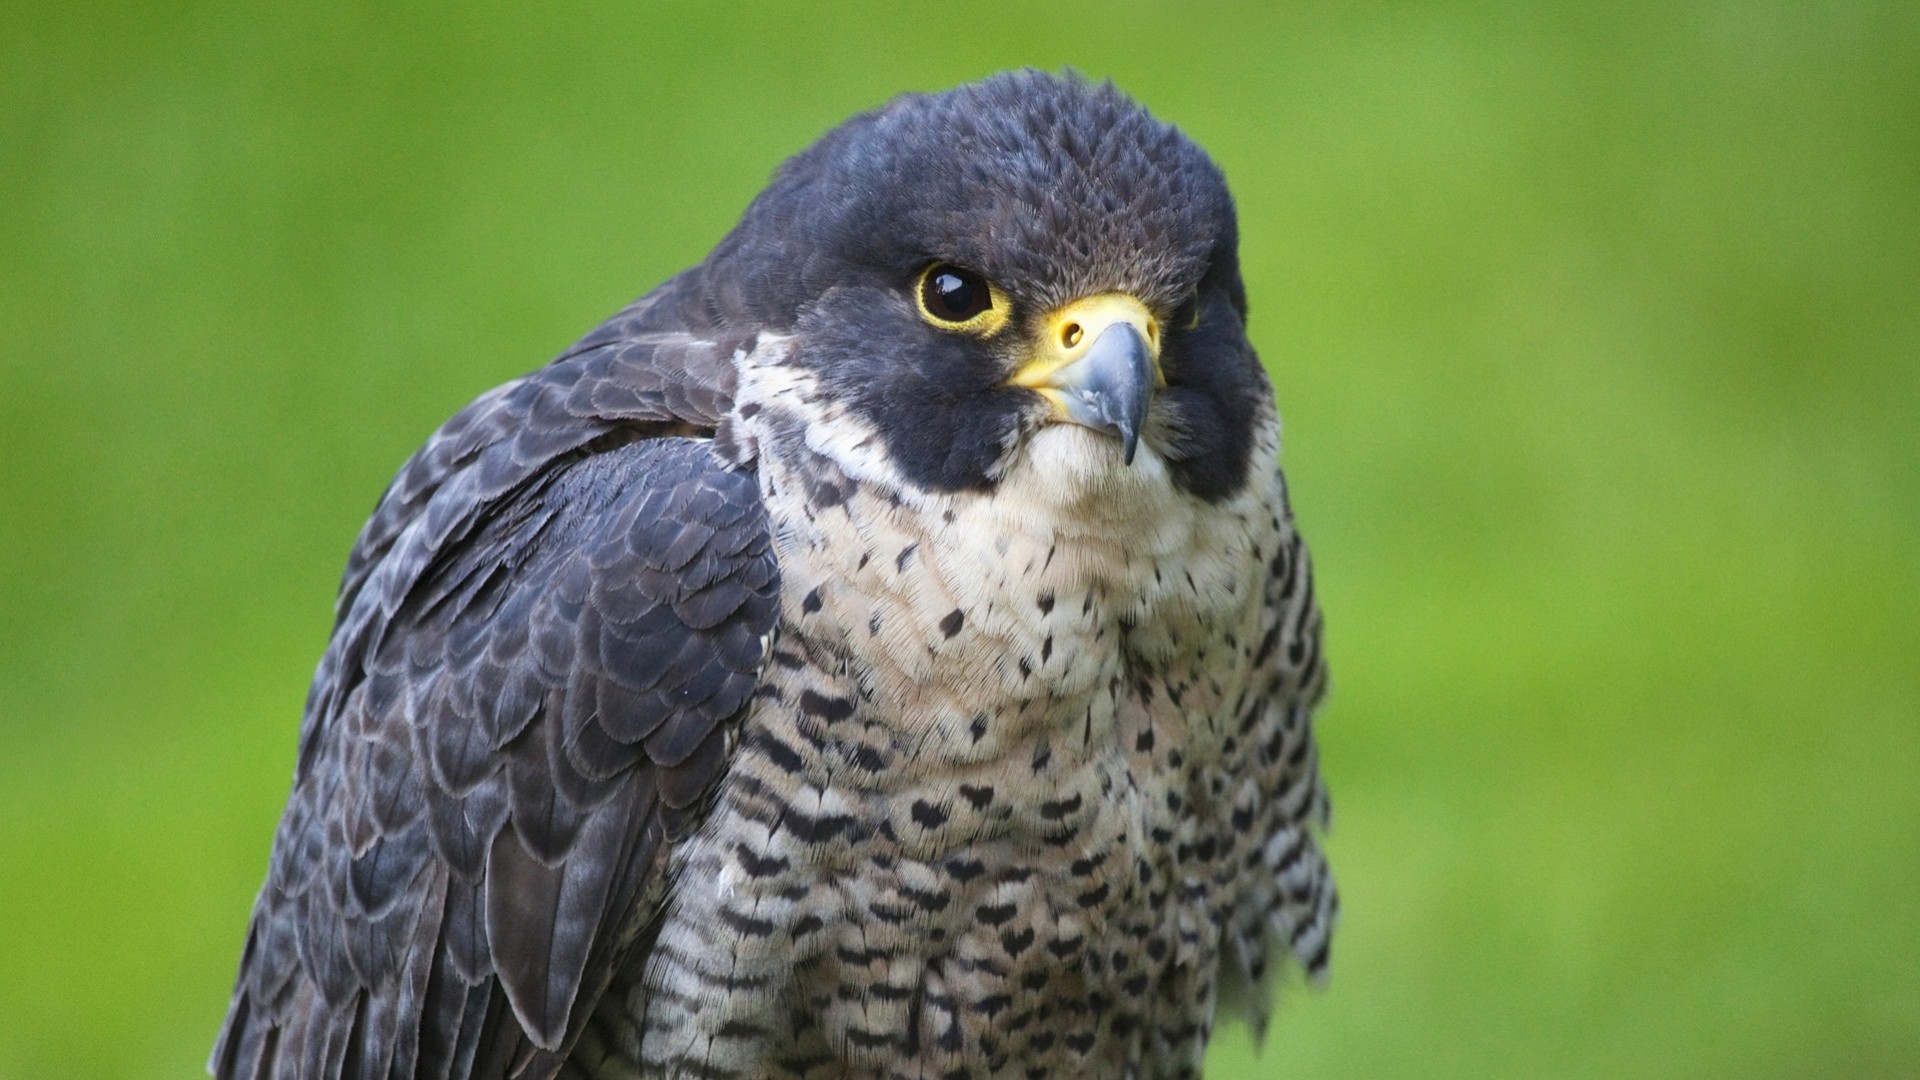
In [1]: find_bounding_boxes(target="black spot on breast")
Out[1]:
[976,902,1017,926]
[1040,793,1083,820]
[734,843,791,878]
[911,799,949,829]
[720,907,778,937]
[798,456,853,509]
[1253,621,1282,667]
[945,855,987,882]
[1046,935,1083,959]
[801,586,823,614]
[753,732,806,773]
[940,609,965,637]
[975,993,1013,1019]
[784,808,862,844]
[903,884,952,913]
[799,690,855,722]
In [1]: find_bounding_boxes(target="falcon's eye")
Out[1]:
[915,263,1007,334]
[923,267,989,321]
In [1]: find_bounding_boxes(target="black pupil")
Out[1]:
[924,267,990,322]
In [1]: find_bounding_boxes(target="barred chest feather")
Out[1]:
[565,344,1333,1080]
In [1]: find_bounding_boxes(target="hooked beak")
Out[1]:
[1009,294,1163,465]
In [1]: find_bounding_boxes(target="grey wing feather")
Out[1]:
[1258,521,1336,976]
[212,279,779,1080]
[1213,487,1338,1048]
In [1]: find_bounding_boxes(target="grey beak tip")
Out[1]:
[1057,322,1155,467]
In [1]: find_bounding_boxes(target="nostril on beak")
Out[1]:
[1061,323,1083,349]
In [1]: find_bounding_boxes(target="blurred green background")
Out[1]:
[3,2,1915,1077]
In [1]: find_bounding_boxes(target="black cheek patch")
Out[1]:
[1155,295,1264,502]
[799,295,1028,493]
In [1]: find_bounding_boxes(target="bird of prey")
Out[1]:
[213,70,1335,1080]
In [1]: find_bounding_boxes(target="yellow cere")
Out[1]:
[1012,293,1166,391]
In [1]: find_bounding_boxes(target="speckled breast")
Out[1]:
[564,355,1326,1080]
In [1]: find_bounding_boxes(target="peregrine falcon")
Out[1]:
[213,71,1335,1080]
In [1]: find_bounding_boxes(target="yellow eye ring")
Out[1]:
[914,263,1011,336]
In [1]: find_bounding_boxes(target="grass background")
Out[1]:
[3,2,1915,1077]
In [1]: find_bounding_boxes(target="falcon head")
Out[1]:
[705,70,1269,503]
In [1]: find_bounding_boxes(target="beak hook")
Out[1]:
[1050,321,1156,464]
